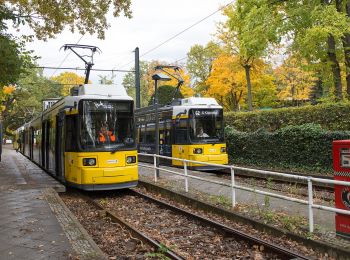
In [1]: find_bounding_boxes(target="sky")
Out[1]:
[16,0,229,85]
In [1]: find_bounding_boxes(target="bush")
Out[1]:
[225,102,350,132]
[225,124,350,174]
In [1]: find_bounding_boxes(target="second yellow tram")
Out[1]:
[136,97,228,170]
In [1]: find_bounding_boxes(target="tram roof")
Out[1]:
[77,84,131,99]
[16,84,133,130]
[136,97,222,114]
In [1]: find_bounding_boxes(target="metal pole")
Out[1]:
[307,177,314,233]
[153,155,157,182]
[154,80,160,178]
[184,161,188,192]
[231,167,236,207]
[85,63,92,84]
[135,47,141,108]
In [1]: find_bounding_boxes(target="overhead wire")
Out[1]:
[115,0,235,70]
[34,66,134,73]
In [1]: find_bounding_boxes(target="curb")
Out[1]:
[43,188,107,260]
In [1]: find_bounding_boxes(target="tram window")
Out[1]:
[175,129,188,144]
[138,128,144,143]
[145,130,155,143]
[65,116,77,151]
[80,100,135,150]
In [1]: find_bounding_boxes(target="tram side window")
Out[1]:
[174,129,187,144]
[65,116,77,151]
[145,129,155,143]
[174,119,188,144]
[139,126,145,143]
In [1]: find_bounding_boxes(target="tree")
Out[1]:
[206,54,277,111]
[186,41,221,94]
[2,0,132,40]
[51,72,86,96]
[143,62,194,99]
[148,85,184,106]
[241,0,350,100]
[1,68,62,132]
[221,2,282,110]
[0,6,35,87]
[335,0,350,96]
[274,56,316,101]
[122,61,152,107]
[123,61,194,108]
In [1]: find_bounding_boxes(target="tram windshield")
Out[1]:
[80,100,135,151]
[189,109,224,143]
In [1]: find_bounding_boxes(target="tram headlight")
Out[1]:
[193,148,203,154]
[83,158,96,166]
[221,147,226,153]
[126,156,136,164]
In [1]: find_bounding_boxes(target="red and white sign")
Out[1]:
[333,140,350,239]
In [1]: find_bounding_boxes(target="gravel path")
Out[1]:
[94,192,291,259]
[61,193,154,259]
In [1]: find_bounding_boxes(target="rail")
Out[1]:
[138,153,350,233]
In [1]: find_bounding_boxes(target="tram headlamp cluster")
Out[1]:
[126,156,136,164]
[83,158,96,166]
[221,147,226,153]
[193,148,203,154]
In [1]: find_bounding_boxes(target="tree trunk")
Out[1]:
[244,64,253,111]
[336,0,350,97]
[323,0,342,100]
[327,34,343,100]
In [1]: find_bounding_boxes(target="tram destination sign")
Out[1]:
[86,101,131,112]
[192,109,221,118]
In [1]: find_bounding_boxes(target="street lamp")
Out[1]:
[152,73,171,177]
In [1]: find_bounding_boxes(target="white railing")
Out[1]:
[138,153,350,233]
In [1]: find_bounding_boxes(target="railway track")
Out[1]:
[77,189,309,259]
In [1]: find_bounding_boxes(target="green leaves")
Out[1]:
[186,42,221,94]
[225,102,350,132]
[148,85,183,106]
[225,123,350,174]
[3,0,132,40]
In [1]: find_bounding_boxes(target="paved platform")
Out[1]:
[0,145,105,260]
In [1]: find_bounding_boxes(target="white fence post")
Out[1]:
[184,161,189,192]
[153,155,157,182]
[231,167,236,207]
[307,177,314,233]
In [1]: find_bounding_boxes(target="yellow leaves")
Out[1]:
[145,63,194,99]
[51,72,86,96]
[206,54,247,110]
[180,85,194,98]
[205,54,277,110]
[274,57,316,101]
[2,85,16,95]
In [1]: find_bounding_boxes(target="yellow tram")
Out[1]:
[15,84,138,190]
[136,97,228,170]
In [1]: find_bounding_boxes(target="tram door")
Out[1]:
[160,119,172,157]
[55,113,65,180]
[29,127,34,160]
[41,122,46,167]
[41,121,50,169]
